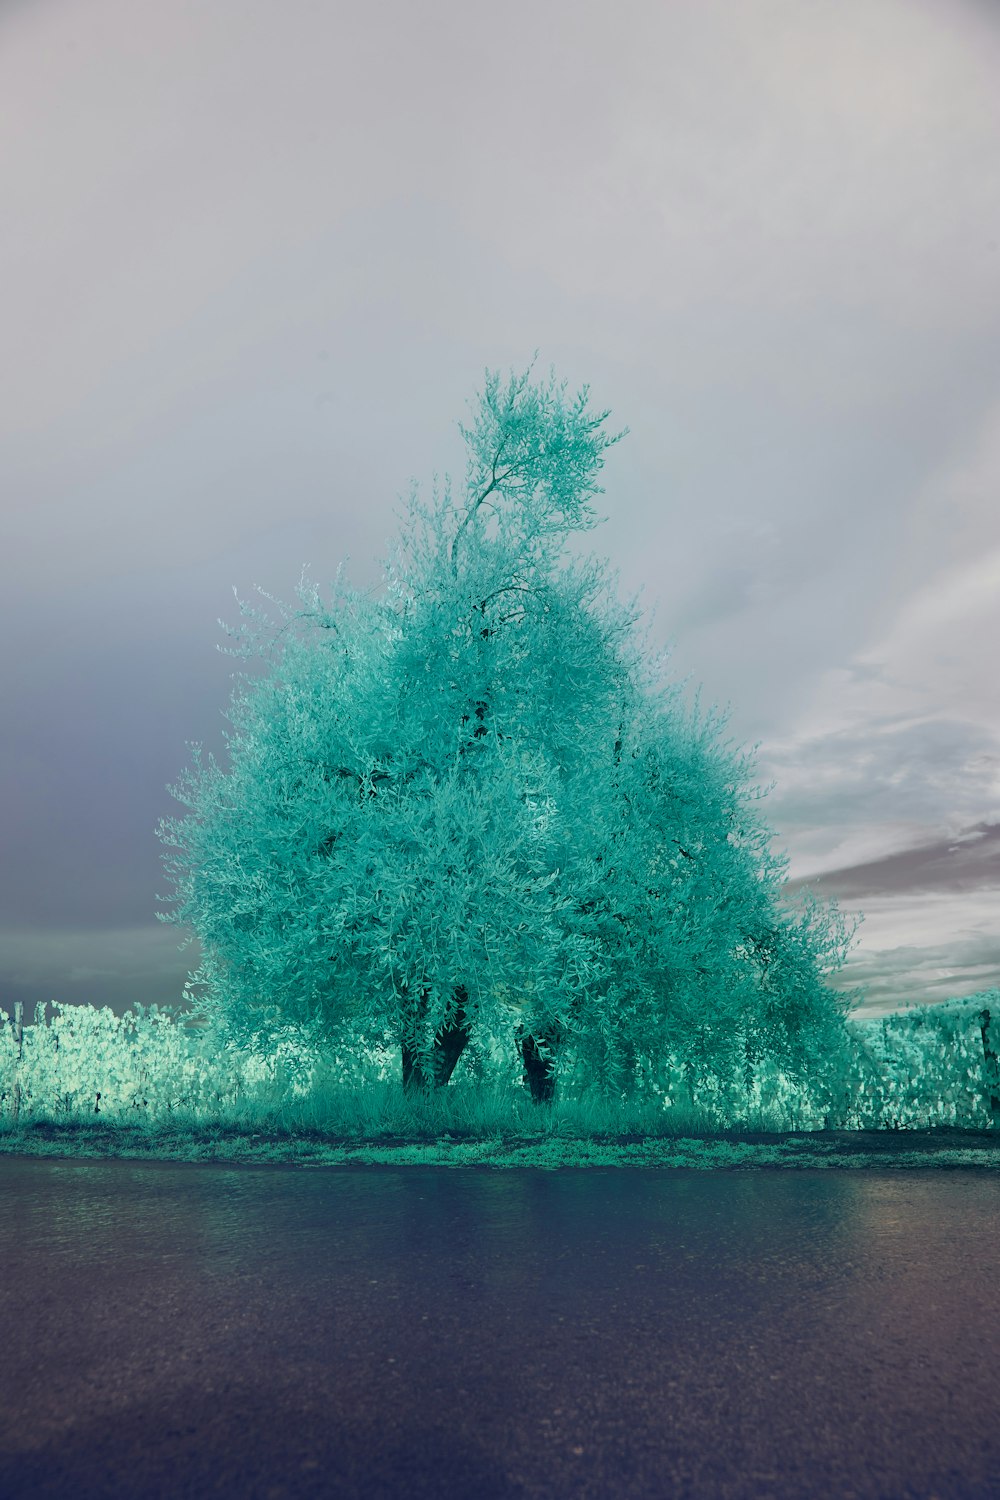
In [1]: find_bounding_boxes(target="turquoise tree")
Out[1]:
[156,359,862,1109]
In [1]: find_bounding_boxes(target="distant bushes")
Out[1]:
[0,1002,376,1126]
[1,992,998,1134]
[826,997,999,1131]
[603,993,998,1131]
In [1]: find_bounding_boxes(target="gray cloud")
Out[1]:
[2,0,999,1021]
[0,923,199,1023]
[758,714,1000,865]
[827,926,1000,1018]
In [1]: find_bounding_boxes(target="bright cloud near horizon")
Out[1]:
[2,0,999,1024]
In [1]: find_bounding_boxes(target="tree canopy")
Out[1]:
[157,357,862,1107]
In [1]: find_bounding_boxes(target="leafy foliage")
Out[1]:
[156,357,862,1103]
[2,996,999,1135]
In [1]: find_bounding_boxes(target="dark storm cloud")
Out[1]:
[785,822,1000,901]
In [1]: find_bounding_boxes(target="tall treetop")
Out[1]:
[449,353,630,578]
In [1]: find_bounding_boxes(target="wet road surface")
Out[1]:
[1,1157,998,1498]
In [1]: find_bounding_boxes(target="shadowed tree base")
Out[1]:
[517,1026,558,1104]
[399,988,560,1104]
[401,985,472,1095]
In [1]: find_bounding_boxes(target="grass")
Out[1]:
[3,1059,998,1171]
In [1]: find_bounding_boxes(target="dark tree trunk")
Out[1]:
[517,1023,560,1104]
[401,985,472,1095]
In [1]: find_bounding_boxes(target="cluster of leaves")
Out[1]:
[156,357,862,1103]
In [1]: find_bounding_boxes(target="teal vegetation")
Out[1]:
[0,994,998,1168]
[5,361,998,1169]
[153,361,861,1112]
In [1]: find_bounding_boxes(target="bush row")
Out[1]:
[1,993,998,1131]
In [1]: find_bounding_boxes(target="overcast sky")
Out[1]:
[2,0,999,1028]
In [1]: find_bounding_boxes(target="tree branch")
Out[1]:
[450,437,512,578]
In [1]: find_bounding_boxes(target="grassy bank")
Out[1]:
[2,1053,998,1171]
[2,993,999,1169]
[2,1117,999,1170]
